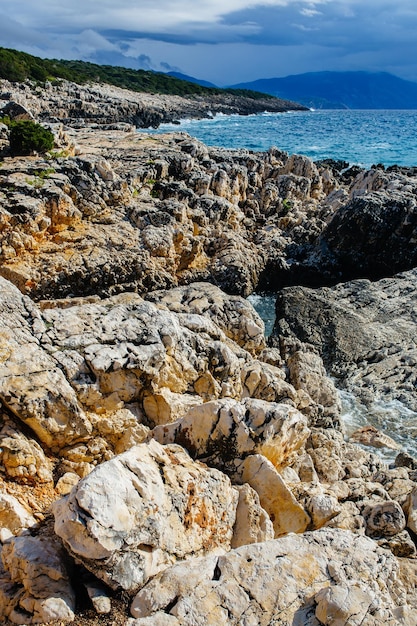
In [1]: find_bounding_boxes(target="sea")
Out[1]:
[140,108,417,168]
[140,109,417,461]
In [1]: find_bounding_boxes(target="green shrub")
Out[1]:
[9,120,54,156]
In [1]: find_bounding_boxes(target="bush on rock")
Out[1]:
[8,119,54,156]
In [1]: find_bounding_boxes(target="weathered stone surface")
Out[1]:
[231,483,274,548]
[377,530,417,558]
[0,494,36,534]
[53,440,238,592]
[362,500,406,537]
[280,337,342,427]
[0,277,92,452]
[130,528,409,624]
[0,535,75,624]
[0,416,54,483]
[146,282,266,355]
[151,397,309,474]
[274,269,417,412]
[350,425,401,451]
[321,187,417,279]
[235,454,311,536]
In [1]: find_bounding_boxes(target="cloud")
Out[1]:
[3,1,417,84]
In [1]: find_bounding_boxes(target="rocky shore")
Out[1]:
[0,79,307,128]
[1,83,417,625]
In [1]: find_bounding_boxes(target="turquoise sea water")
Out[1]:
[141,109,417,168]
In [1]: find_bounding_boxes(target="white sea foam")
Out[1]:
[340,389,417,462]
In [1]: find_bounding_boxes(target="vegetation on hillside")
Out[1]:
[0,47,275,101]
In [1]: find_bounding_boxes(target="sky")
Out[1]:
[2,1,417,86]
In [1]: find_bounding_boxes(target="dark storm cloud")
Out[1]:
[2,1,417,83]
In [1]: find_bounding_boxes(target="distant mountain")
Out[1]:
[229,71,417,109]
[165,71,217,88]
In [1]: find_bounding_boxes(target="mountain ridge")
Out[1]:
[229,71,417,109]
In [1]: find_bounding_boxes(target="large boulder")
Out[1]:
[151,397,309,475]
[0,535,75,624]
[130,528,410,625]
[0,277,92,451]
[274,269,417,413]
[321,189,417,279]
[53,440,239,592]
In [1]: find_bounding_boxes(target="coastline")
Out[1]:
[0,86,417,624]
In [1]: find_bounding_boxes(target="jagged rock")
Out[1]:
[306,493,342,530]
[240,359,299,405]
[0,534,75,624]
[235,453,311,536]
[0,494,36,534]
[231,483,274,548]
[0,416,54,483]
[0,277,92,452]
[373,467,416,507]
[350,425,401,450]
[362,500,406,537]
[307,429,385,484]
[325,501,366,534]
[274,269,417,412]
[151,397,309,474]
[377,531,417,558]
[130,528,409,624]
[146,282,266,356]
[280,337,341,427]
[53,440,239,592]
[321,189,417,279]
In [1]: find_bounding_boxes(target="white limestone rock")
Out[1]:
[0,535,75,624]
[151,397,309,475]
[53,439,238,592]
[235,454,311,537]
[41,291,249,425]
[131,528,408,625]
[307,493,342,530]
[231,483,274,548]
[145,281,266,356]
[0,277,92,452]
[0,494,36,534]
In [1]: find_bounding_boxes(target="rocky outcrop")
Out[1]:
[0,535,75,624]
[0,124,416,301]
[1,115,417,624]
[0,79,307,129]
[2,264,416,622]
[0,276,340,471]
[130,529,410,625]
[53,440,239,593]
[273,268,417,412]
